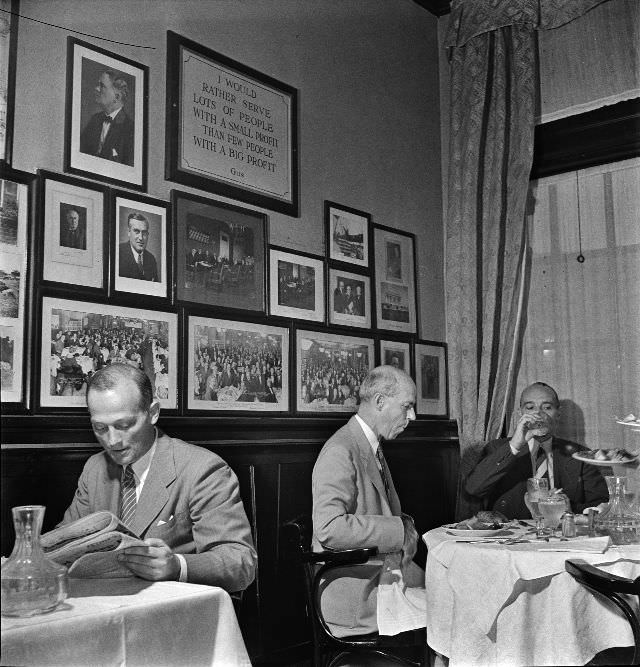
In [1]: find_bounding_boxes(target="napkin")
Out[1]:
[535,536,611,552]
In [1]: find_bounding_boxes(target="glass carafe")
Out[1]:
[595,476,640,545]
[1,506,68,617]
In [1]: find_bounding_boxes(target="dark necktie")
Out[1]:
[102,115,113,125]
[535,446,549,480]
[376,445,391,501]
[120,465,137,526]
[136,252,144,277]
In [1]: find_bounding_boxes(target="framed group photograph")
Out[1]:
[374,225,417,334]
[38,170,107,291]
[0,167,32,408]
[1,0,19,164]
[39,296,177,410]
[112,191,170,301]
[325,201,371,269]
[64,37,148,190]
[378,339,411,376]
[187,315,289,412]
[295,328,374,413]
[166,31,299,216]
[328,267,371,330]
[414,341,448,417]
[173,190,267,314]
[269,247,324,323]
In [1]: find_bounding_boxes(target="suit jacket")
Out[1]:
[465,437,609,519]
[60,225,86,250]
[119,242,158,282]
[79,108,134,165]
[312,416,405,637]
[60,432,257,592]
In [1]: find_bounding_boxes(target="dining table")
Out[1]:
[423,522,640,667]
[1,578,251,667]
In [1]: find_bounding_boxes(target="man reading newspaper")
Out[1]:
[57,364,256,592]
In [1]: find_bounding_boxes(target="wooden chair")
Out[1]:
[282,516,429,667]
[565,559,640,665]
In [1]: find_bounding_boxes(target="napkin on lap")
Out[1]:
[536,536,611,552]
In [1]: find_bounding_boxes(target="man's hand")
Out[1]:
[510,413,550,454]
[400,515,418,569]
[117,538,180,581]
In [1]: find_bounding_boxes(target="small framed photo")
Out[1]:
[1,0,19,164]
[187,315,289,413]
[64,37,148,190]
[296,328,374,414]
[0,167,33,409]
[269,247,324,323]
[173,190,267,314]
[328,268,371,330]
[112,191,170,302]
[325,201,371,269]
[414,341,448,417]
[374,225,417,334]
[378,339,411,376]
[38,170,108,292]
[39,296,177,411]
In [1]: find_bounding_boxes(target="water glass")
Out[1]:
[538,495,567,537]
[525,478,550,535]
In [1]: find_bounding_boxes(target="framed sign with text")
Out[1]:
[166,31,299,216]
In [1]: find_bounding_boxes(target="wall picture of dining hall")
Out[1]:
[1,0,638,665]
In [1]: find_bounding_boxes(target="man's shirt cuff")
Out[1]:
[175,554,188,582]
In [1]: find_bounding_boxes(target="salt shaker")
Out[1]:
[561,512,576,538]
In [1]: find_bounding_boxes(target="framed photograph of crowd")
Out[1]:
[38,170,107,291]
[328,268,371,330]
[0,0,19,164]
[166,31,299,216]
[373,225,417,334]
[295,328,374,414]
[268,247,324,323]
[0,168,32,408]
[64,37,148,190]
[173,191,267,313]
[325,201,371,270]
[39,296,177,411]
[186,315,289,413]
[112,191,170,301]
[378,339,411,376]
[414,340,448,417]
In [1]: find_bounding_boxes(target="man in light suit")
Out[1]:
[312,365,423,637]
[119,212,159,282]
[59,364,257,592]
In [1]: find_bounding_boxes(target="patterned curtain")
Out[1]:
[444,0,611,520]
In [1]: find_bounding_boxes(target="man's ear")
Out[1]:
[374,392,385,411]
[148,400,161,425]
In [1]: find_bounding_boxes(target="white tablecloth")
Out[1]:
[423,525,640,667]
[1,579,251,667]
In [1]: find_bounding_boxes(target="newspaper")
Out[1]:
[40,511,146,578]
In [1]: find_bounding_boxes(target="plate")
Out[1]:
[572,452,638,466]
[444,525,509,537]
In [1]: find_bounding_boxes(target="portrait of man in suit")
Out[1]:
[79,69,134,166]
[119,212,158,282]
[59,205,87,250]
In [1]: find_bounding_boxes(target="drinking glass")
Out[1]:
[538,495,566,537]
[525,478,550,535]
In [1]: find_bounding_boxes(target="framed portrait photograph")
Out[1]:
[414,340,448,417]
[173,190,266,314]
[166,31,298,216]
[187,315,289,413]
[325,201,371,269]
[64,37,148,190]
[295,328,374,414]
[1,0,19,164]
[38,170,107,291]
[374,225,417,334]
[39,296,177,411]
[328,268,371,330]
[269,247,324,323]
[112,191,170,301]
[0,167,32,408]
[379,339,411,376]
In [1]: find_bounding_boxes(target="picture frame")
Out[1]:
[378,338,412,377]
[173,190,267,314]
[38,170,108,292]
[0,0,19,165]
[0,166,33,409]
[268,247,324,323]
[414,340,448,418]
[187,314,289,413]
[325,201,372,269]
[112,190,170,302]
[39,296,178,411]
[295,327,374,414]
[166,31,299,216]
[328,267,371,330]
[373,224,417,334]
[64,37,148,191]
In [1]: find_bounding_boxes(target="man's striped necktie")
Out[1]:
[376,446,391,501]
[120,465,137,526]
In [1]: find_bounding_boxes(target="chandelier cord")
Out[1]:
[576,171,585,264]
